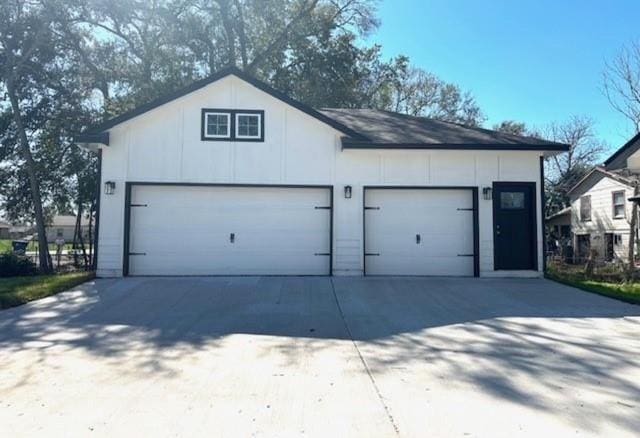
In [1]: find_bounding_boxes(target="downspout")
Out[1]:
[540,156,546,272]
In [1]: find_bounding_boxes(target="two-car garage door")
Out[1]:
[127,185,331,276]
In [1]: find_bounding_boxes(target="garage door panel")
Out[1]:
[128,185,331,276]
[365,188,475,276]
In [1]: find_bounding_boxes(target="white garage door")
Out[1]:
[364,188,475,276]
[127,185,331,276]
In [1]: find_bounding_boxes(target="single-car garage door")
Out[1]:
[126,184,332,276]
[364,187,477,276]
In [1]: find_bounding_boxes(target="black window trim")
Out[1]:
[234,110,265,142]
[200,108,265,142]
[580,195,591,222]
[612,190,626,219]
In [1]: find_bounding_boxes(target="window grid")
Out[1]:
[204,112,230,138]
[235,113,261,139]
[612,190,625,219]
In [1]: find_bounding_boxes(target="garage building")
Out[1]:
[77,67,568,277]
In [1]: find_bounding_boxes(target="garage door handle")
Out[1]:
[230,233,235,243]
[416,234,421,244]
[365,253,380,256]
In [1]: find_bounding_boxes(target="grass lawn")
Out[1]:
[0,272,95,310]
[0,240,10,253]
[546,270,640,305]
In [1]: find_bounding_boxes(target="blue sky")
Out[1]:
[368,0,640,155]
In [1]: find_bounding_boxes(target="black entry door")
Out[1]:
[493,182,537,270]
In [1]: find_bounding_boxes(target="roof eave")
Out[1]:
[604,131,640,168]
[341,141,570,151]
[75,132,110,152]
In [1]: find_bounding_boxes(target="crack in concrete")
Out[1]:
[329,278,400,436]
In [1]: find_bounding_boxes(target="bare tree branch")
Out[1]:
[603,40,640,133]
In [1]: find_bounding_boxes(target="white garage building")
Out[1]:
[77,67,567,278]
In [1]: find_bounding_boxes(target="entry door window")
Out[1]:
[500,192,525,209]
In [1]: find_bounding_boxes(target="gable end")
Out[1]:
[77,67,368,143]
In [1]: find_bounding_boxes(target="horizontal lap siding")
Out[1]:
[571,176,633,261]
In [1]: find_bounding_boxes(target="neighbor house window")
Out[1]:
[202,111,231,139]
[235,112,262,140]
[612,190,625,219]
[580,195,591,222]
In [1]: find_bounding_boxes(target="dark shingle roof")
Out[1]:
[76,66,568,152]
[319,108,567,150]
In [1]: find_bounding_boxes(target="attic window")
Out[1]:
[203,111,230,139]
[201,109,264,141]
[235,112,263,140]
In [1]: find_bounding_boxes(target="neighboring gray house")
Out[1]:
[568,133,640,262]
[46,215,90,243]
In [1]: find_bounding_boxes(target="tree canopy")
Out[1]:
[0,0,614,270]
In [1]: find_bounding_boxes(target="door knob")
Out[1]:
[416,234,421,244]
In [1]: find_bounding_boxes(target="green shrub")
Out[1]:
[0,253,38,277]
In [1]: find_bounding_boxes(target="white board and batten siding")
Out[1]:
[97,74,544,277]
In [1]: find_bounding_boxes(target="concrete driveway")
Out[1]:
[1,277,639,437]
